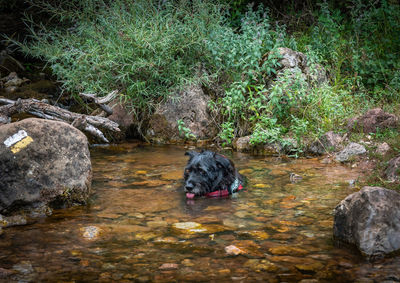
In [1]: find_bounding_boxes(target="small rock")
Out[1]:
[385,155,400,182]
[235,136,251,152]
[159,263,179,270]
[81,226,103,240]
[4,86,18,93]
[181,259,194,267]
[0,214,27,227]
[335,142,366,162]
[253,183,270,189]
[225,245,245,256]
[295,262,324,274]
[236,230,269,240]
[146,220,168,228]
[0,267,15,278]
[172,222,206,234]
[244,259,278,272]
[376,142,390,155]
[13,261,33,274]
[218,269,231,275]
[289,173,302,183]
[268,246,308,256]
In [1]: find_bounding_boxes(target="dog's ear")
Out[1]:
[185,151,198,160]
[214,153,235,173]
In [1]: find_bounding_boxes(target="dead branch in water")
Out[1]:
[0,98,120,143]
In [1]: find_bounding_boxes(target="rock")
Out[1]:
[1,72,29,88]
[13,261,34,275]
[235,136,251,152]
[159,263,179,270]
[333,186,400,257]
[225,245,246,256]
[0,214,27,227]
[106,99,138,141]
[0,118,92,217]
[4,86,18,93]
[268,246,308,256]
[0,267,15,278]
[172,222,207,234]
[289,173,302,183]
[235,230,269,240]
[253,183,271,189]
[146,84,217,143]
[263,47,327,86]
[347,108,398,133]
[81,226,103,240]
[295,262,324,274]
[335,142,366,162]
[385,155,400,182]
[376,142,390,156]
[244,259,278,272]
[308,131,344,155]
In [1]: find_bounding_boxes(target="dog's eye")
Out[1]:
[185,169,191,174]
[199,168,207,175]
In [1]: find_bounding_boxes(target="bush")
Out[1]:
[16,0,225,116]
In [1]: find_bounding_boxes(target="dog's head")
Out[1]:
[183,150,238,198]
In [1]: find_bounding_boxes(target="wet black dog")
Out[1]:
[183,150,244,199]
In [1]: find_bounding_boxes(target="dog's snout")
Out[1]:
[185,183,194,192]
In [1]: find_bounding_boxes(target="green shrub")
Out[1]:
[16,0,225,116]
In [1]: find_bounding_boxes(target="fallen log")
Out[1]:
[0,98,120,143]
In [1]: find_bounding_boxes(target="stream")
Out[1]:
[1,143,399,282]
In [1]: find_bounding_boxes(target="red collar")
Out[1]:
[205,184,244,198]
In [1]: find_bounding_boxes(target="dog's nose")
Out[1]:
[185,184,194,192]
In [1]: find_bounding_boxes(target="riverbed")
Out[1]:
[1,143,399,282]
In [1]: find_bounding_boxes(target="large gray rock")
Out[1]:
[146,84,217,142]
[334,186,400,257]
[335,142,366,162]
[347,108,398,133]
[0,118,92,216]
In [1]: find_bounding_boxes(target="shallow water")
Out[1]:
[1,143,400,282]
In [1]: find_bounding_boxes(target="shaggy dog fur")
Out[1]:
[183,150,244,198]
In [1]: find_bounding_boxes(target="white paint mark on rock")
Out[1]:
[4,130,28,147]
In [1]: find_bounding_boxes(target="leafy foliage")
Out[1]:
[13,0,400,152]
[17,0,225,116]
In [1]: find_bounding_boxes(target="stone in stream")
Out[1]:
[334,186,400,257]
[0,118,92,221]
[335,142,366,162]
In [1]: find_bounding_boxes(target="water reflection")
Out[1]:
[0,143,399,282]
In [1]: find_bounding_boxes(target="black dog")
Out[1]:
[183,150,244,199]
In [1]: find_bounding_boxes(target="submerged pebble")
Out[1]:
[81,226,103,240]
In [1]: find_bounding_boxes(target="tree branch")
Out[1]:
[0,98,120,143]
